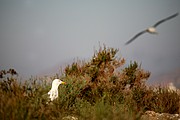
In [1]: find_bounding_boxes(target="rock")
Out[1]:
[141,111,180,120]
[62,115,78,120]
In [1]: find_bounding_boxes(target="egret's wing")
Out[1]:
[125,30,147,45]
[153,13,179,27]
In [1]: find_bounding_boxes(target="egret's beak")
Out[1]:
[61,81,66,84]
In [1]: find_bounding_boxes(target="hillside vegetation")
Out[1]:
[0,45,179,120]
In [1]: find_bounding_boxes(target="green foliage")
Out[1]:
[64,45,127,104]
[123,61,150,88]
[0,45,179,120]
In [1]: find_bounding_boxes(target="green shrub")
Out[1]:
[0,45,179,120]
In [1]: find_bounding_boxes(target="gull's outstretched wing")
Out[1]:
[125,30,147,45]
[153,13,179,28]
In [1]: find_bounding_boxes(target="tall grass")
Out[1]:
[0,45,179,120]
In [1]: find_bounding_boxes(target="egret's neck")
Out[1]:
[51,84,59,90]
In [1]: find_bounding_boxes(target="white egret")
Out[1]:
[48,79,66,101]
[125,12,179,45]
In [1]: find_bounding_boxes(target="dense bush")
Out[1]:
[64,45,150,104]
[0,45,179,120]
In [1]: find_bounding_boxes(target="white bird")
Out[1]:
[48,79,66,101]
[125,12,179,45]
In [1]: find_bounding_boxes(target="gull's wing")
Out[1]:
[125,30,147,45]
[153,13,179,28]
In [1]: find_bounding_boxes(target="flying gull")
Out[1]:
[125,12,179,45]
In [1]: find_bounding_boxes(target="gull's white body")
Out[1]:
[147,27,157,33]
[48,79,65,101]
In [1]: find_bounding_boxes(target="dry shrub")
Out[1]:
[1,45,179,120]
[64,45,150,105]
[131,85,180,114]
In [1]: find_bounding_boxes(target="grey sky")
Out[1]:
[0,0,180,82]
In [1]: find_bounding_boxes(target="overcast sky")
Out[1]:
[0,0,180,82]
